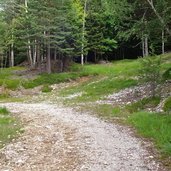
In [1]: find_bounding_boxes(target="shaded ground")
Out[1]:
[0,103,166,171]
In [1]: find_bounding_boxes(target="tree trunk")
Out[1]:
[142,33,145,57]
[94,51,97,63]
[162,29,165,54]
[144,35,149,57]
[37,40,41,70]
[10,42,14,67]
[25,0,34,68]
[146,0,171,36]
[54,48,57,61]
[33,39,37,67]
[46,34,51,74]
[85,54,87,63]
[28,39,33,67]
[142,39,145,57]
[81,0,87,65]
[1,55,3,69]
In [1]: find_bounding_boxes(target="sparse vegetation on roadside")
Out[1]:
[0,107,9,115]
[125,96,161,113]
[163,97,171,113]
[42,84,53,93]
[0,107,22,148]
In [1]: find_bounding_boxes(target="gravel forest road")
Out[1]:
[0,103,166,171]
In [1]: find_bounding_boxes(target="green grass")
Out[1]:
[125,97,161,113]
[163,97,171,113]
[0,107,22,148]
[0,107,9,115]
[42,84,53,93]
[61,77,137,103]
[22,72,88,89]
[0,67,25,90]
[162,68,171,80]
[128,112,171,156]
[86,104,122,118]
[79,59,141,77]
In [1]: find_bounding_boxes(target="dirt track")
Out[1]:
[0,103,165,171]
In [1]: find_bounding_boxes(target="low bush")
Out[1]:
[0,107,9,115]
[0,107,22,148]
[125,97,161,113]
[42,84,53,93]
[163,97,171,113]
[23,73,82,89]
[163,68,171,81]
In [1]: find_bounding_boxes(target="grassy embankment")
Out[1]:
[0,107,22,148]
[0,54,171,161]
[59,54,171,162]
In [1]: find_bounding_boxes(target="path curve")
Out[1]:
[0,103,165,171]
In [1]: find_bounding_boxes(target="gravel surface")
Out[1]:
[0,103,166,171]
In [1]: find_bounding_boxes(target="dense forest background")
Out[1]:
[0,0,171,73]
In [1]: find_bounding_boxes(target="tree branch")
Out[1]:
[146,0,171,36]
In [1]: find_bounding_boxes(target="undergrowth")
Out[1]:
[0,107,22,148]
[61,78,137,103]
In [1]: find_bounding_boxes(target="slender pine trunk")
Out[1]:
[37,40,41,70]
[28,39,33,67]
[162,29,165,54]
[81,0,87,65]
[54,48,57,61]
[33,39,37,67]
[10,41,14,67]
[144,35,149,57]
[142,40,145,57]
[25,0,34,68]
[46,33,51,74]
[142,33,145,57]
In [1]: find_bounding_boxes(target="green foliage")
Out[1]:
[162,68,171,80]
[126,97,161,113]
[0,107,22,148]
[62,77,137,102]
[23,72,82,89]
[139,56,161,82]
[163,97,171,113]
[0,107,9,115]
[139,56,161,97]
[3,79,21,90]
[128,112,171,155]
[0,67,25,90]
[42,85,52,93]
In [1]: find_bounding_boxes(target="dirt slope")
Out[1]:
[0,102,166,171]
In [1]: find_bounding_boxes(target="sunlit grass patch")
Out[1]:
[128,112,171,156]
[61,77,137,103]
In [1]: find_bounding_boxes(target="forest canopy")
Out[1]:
[0,0,170,73]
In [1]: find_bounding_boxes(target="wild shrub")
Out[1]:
[163,68,171,81]
[163,97,171,113]
[139,57,161,97]
[42,85,53,93]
